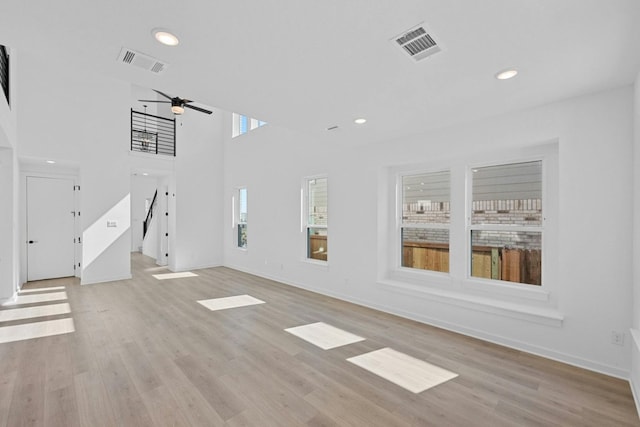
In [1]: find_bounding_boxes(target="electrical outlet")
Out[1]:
[611,331,625,346]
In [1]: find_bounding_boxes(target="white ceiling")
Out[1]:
[2,0,640,145]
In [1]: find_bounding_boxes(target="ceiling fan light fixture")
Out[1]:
[153,29,179,46]
[171,105,185,115]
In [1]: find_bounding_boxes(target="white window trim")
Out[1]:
[233,187,248,251]
[396,168,451,277]
[383,141,559,313]
[301,175,329,266]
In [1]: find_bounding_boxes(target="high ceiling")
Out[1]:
[2,0,640,145]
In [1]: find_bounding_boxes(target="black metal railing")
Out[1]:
[131,109,176,156]
[0,45,9,105]
[143,190,158,239]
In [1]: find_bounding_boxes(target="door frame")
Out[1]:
[20,169,81,285]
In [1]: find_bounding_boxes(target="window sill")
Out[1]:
[377,278,563,327]
[301,258,329,270]
[462,277,550,302]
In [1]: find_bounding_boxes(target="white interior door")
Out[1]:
[27,176,75,281]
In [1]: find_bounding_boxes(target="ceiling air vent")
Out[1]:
[117,47,168,74]
[392,24,441,62]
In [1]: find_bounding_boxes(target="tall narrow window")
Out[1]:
[237,187,248,248]
[305,177,328,262]
[400,171,450,273]
[470,161,542,286]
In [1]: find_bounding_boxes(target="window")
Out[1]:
[0,45,9,105]
[304,177,328,262]
[400,171,450,273]
[232,113,267,138]
[469,161,542,286]
[236,187,248,249]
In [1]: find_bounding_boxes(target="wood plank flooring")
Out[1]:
[0,252,638,426]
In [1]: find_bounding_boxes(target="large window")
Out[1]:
[400,171,450,273]
[469,161,542,286]
[304,177,328,262]
[232,113,267,138]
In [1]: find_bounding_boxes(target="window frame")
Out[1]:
[465,157,546,288]
[232,186,248,250]
[232,113,267,138]
[385,142,558,305]
[397,168,451,276]
[302,175,328,264]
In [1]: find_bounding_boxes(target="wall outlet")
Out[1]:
[611,331,625,346]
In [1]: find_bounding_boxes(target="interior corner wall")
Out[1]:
[0,47,19,301]
[169,111,224,272]
[16,50,131,285]
[223,85,635,378]
[630,71,640,412]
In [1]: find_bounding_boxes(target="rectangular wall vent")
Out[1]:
[392,24,441,62]
[117,47,168,74]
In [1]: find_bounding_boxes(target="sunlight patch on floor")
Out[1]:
[153,272,198,280]
[197,295,265,311]
[347,347,458,393]
[284,322,365,350]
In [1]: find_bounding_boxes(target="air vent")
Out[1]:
[392,24,441,62]
[117,47,168,74]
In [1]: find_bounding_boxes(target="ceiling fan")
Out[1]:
[139,89,213,115]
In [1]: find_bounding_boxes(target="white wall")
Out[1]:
[168,111,224,272]
[223,85,635,378]
[631,72,640,410]
[0,47,19,301]
[16,50,132,285]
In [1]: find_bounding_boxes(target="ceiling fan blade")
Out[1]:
[184,104,213,115]
[152,89,173,100]
[138,99,170,103]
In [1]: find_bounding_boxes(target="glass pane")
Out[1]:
[471,230,541,286]
[472,161,542,226]
[308,177,327,226]
[237,223,247,248]
[402,171,450,225]
[237,187,247,248]
[308,227,327,261]
[401,227,449,273]
[239,115,248,134]
[238,188,248,223]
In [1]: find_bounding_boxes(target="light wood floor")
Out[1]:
[1,253,638,426]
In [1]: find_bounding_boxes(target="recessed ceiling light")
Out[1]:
[142,173,149,176]
[153,29,179,46]
[46,160,56,164]
[354,118,367,124]
[495,68,518,80]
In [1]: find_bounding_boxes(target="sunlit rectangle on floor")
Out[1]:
[153,272,198,280]
[5,291,68,306]
[0,318,75,344]
[197,295,265,311]
[19,286,66,294]
[0,303,71,323]
[347,347,458,393]
[284,322,365,350]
